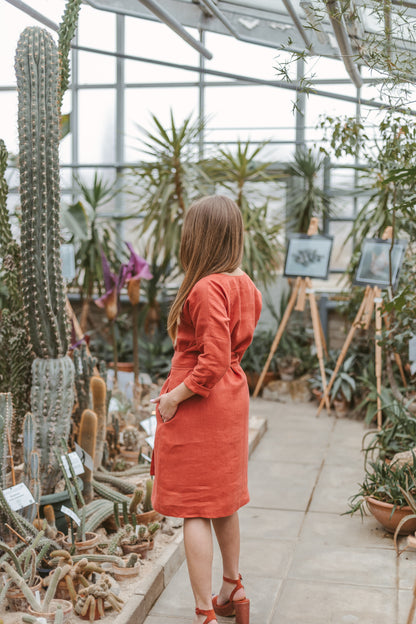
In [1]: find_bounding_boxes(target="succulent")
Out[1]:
[15,26,76,494]
[121,425,140,451]
[91,375,107,469]
[0,393,12,489]
[77,408,97,503]
[73,344,97,425]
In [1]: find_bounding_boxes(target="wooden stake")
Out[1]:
[307,278,330,413]
[253,277,301,398]
[5,524,28,544]
[374,286,383,430]
[317,286,371,416]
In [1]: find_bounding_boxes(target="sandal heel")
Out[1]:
[234,599,250,624]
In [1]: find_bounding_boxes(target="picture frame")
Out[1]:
[283,234,334,280]
[354,238,407,288]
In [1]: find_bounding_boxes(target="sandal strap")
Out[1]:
[195,607,216,623]
[222,573,244,602]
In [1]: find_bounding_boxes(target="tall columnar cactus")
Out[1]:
[57,0,82,112]
[91,376,107,470]
[78,408,97,503]
[0,393,12,489]
[16,27,69,359]
[15,27,75,494]
[0,140,33,457]
[73,344,97,424]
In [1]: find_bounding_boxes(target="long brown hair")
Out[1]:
[167,195,244,341]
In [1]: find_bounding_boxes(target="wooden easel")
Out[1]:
[316,227,406,429]
[253,219,331,413]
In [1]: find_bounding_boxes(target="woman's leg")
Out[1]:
[183,517,217,623]
[212,512,246,604]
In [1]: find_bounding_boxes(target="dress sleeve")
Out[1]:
[183,279,231,398]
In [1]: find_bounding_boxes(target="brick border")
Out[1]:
[114,415,267,624]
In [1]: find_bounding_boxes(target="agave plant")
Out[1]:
[205,140,284,286]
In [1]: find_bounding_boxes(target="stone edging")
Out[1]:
[115,414,267,624]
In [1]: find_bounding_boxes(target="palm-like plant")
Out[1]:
[130,111,209,277]
[62,173,122,331]
[206,140,284,286]
[285,148,330,234]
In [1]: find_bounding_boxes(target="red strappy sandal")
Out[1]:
[212,574,250,624]
[195,607,217,624]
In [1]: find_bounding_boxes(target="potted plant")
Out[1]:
[241,330,279,393]
[345,456,416,535]
[362,399,416,464]
[108,521,160,560]
[309,355,356,417]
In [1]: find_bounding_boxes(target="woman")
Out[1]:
[151,195,262,624]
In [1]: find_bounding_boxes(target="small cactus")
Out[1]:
[77,408,97,503]
[122,426,140,451]
[143,478,154,513]
[91,376,107,469]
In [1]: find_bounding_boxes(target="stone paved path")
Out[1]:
[143,398,416,624]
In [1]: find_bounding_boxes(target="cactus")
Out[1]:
[23,412,35,485]
[84,500,114,534]
[31,358,75,494]
[126,553,138,568]
[122,426,140,451]
[129,488,144,513]
[143,478,154,513]
[91,376,107,469]
[27,451,41,523]
[15,27,76,494]
[0,393,12,489]
[91,479,131,504]
[73,345,97,425]
[0,561,43,611]
[57,0,82,112]
[94,471,136,495]
[0,141,33,458]
[77,408,97,503]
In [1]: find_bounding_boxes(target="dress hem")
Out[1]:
[152,495,250,519]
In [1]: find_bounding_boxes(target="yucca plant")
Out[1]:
[130,111,209,278]
[62,173,123,331]
[362,399,416,464]
[206,140,284,286]
[285,147,330,234]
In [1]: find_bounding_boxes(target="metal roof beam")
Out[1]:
[136,0,213,58]
[281,0,314,51]
[4,0,59,31]
[324,0,363,87]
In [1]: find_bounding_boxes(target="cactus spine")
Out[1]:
[77,408,97,503]
[91,376,107,469]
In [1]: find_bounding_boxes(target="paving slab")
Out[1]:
[271,580,397,624]
[141,398,416,624]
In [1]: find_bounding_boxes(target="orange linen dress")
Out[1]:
[151,272,262,518]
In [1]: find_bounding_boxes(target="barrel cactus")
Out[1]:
[15,26,75,494]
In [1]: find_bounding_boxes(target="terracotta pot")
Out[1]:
[366,496,416,535]
[28,598,73,624]
[333,398,349,418]
[104,509,161,532]
[62,531,99,554]
[110,362,134,373]
[121,539,153,559]
[245,371,276,394]
[6,575,42,611]
[112,562,141,581]
[79,600,103,621]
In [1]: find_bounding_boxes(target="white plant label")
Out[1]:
[2,483,35,511]
[35,590,41,604]
[409,335,416,375]
[140,415,157,436]
[74,442,94,472]
[61,452,84,477]
[141,453,152,464]
[145,435,155,449]
[108,397,121,413]
[61,505,81,526]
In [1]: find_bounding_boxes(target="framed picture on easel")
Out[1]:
[283,234,334,280]
[354,238,407,289]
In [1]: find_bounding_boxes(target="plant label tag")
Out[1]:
[74,442,94,472]
[108,397,121,413]
[61,452,84,477]
[140,415,157,436]
[145,435,155,449]
[140,453,152,463]
[2,483,35,511]
[61,505,81,526]
[409,335,416,375]
[35,590,41,604]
